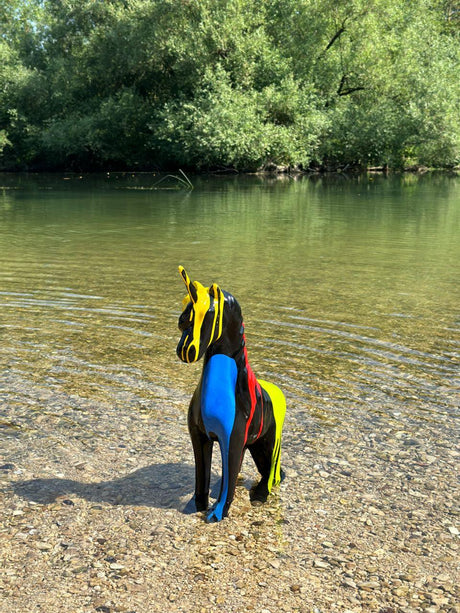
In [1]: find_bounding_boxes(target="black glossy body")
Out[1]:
[177,267,285,522]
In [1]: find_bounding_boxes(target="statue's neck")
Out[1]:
[204,318,246,366]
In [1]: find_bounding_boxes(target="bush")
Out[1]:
[151,68,327,170]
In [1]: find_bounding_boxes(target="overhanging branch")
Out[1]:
[337,74,365,96]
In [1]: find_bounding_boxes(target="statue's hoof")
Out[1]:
[205,510,221,523]
[193,494,209,512]
[205,502,227,522]
[250,483,269,504]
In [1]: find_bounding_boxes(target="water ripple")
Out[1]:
[261,318,453,366]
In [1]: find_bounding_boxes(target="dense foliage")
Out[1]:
[1,0,459,171]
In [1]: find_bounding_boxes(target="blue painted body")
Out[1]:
[201,354,237,521]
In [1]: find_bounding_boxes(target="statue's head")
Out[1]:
[176,266,225,363]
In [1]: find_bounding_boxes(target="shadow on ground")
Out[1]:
[13,463,221,514]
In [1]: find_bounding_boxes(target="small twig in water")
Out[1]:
[153,170,193,190]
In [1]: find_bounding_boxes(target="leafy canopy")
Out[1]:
[1,0,459,170]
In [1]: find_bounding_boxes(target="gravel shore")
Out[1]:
[1,381,459,613]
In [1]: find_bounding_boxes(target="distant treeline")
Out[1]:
[1,0,459,172]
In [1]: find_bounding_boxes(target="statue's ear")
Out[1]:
[178,265,198,303]
[208,282,224,342]
[209,283,221,299]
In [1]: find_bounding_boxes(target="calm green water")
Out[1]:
[1,172,459,441]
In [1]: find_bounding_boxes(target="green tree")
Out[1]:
[0,0,458,171]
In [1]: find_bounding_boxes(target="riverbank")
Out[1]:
[1,381,458,613]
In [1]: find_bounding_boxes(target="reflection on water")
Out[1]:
[1,173,459,447]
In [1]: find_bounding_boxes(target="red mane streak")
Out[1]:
[242,332,263,444]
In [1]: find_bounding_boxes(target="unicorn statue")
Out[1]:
[176,266,286,522]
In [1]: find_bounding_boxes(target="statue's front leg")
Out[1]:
[189,425,213,511]
[206,425,245,522]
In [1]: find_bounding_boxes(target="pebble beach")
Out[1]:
[1,376,459,613]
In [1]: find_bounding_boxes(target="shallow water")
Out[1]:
[1,172,459,450]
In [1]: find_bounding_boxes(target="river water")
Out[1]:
[1,173,458,437]
[1,172,459,611]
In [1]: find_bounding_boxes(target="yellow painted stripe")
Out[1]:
[258,379,286,492]
[207,284,224,347]
[178,267,224,362]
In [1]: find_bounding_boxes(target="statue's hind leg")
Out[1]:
[248,424,276,503]
[250,379,286,503]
